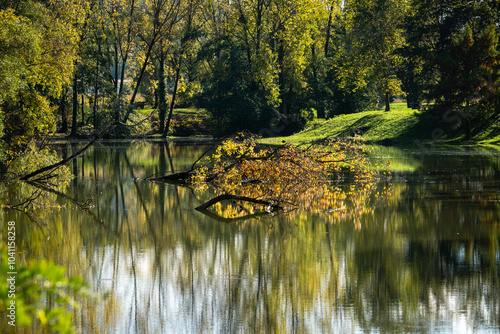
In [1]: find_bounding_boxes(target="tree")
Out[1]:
[163,0,202,136]
[197,0,325,135]
[195,0,279,136]
[305,1,376,117]
[150,132,389,220]
[0,1,82,174]
[198,41,277,136]
[123,0,183,123]
[403,0,500,137]
[100,0,139,99]
[438,24,499,105]
[345,0,407,111]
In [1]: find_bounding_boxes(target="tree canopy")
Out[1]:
[0,0,499,168]
[0,0,82,176]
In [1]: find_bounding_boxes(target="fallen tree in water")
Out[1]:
[150,133,391,221]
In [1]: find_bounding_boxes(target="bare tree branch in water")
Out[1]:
[195,194,283,211]
[20,111,156,182]
[195,209,274,223]
[151,132,390,220]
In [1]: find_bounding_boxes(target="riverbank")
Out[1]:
[261,103,500,147]
[58,103,500,147]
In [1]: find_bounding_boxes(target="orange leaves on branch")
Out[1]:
[191,133,390,221]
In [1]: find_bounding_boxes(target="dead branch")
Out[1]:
[20,121,119,181]
[196,209,271,223]
[195,194,282,211]
[146,135,231,182]
[20,110,156,182]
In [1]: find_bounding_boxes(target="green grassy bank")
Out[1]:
[262,103,500,147]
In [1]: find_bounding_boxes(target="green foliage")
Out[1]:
[437,23,499,107]
[0,1,81,176]
[3,92,56,147]
[0,0,498,144]
[198,42,277,137]
[0,249,89,333]
[403,0,500,116]
[0,9,42,104]
[11,145,72,183]
[344,0,407,110]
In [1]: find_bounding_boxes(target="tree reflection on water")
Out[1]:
[1,141,499,333]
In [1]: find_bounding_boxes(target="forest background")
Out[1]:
[0,0,499,174]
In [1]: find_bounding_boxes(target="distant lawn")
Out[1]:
[262,104,424,146]
[261,102,500,147]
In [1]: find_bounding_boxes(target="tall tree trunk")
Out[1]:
[158,48,167,134]
[325,4,334,57]
[123,38,157,123]
[256,0,263,53]
[129,40,156,108]
[114,44,119,93]
[118,54,128,97]
[118,0,136,97]
[71,74,78,137]
[311,44,317,81]
[278,40,286,116]
[59,92,68,133]
[385,92,390,111]
[154,88,158,109]
[93,62,99,130]
[81,94,85,125]
[163,63,180,137]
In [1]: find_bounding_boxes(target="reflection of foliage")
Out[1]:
[6,143,72,184]
[190,133,390,220]
[0,249,90,333]
[1,143,72,222]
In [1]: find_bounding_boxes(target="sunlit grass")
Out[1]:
[261,103,422,146]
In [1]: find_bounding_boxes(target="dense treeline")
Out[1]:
[0,0,499,171]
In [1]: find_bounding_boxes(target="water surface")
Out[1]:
[2,141,499,333]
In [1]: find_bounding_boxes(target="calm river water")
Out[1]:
[2,140,500,333]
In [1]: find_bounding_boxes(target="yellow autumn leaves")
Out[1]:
[191,133,390,221]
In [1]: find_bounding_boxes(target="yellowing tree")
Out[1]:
[0,1,82,177]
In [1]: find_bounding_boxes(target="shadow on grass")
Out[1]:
[336,112,428,145]
[470,112,500,142]
[337,114,380,137]
[390,108,500,146]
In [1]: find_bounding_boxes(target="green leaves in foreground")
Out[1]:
[0,248,90,333]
